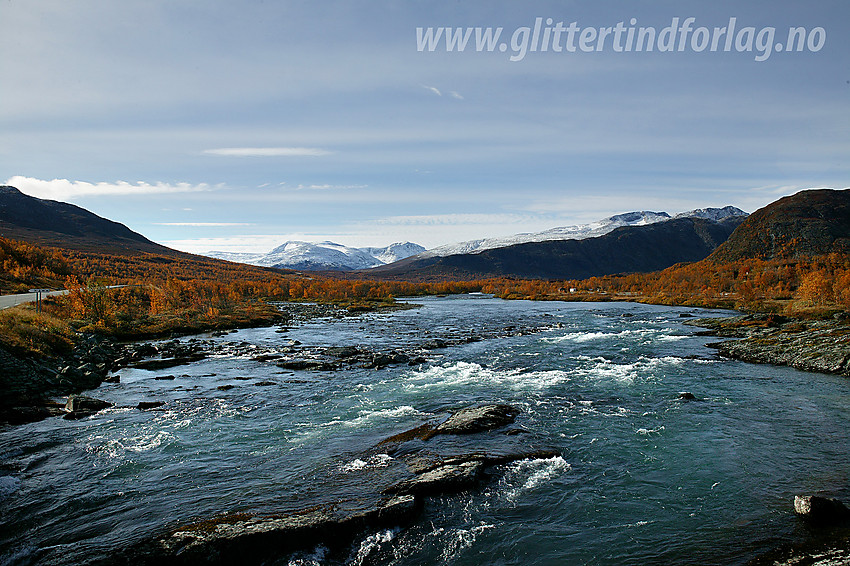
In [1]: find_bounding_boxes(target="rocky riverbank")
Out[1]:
[98,403,559,566]
[0,335,121,424]
[0,302,354,425]
[685,313,850,377]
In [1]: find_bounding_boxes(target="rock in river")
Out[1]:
[794,495,850,524]
[114,495,421,566]
[63,394,112,420]
[434,404,520,435]
[109,402,559,566]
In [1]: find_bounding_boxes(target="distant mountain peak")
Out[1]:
[674,206,748,221]
[608,211,671,223]
[417,208,745,260]
[206,241,425,271]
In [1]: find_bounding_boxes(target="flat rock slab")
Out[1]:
[434,404,520,435]
[65,394,112,413]
[386,459,484,496]
[121,495,421,566]
[687,316,850,376]
[130,354,207,371]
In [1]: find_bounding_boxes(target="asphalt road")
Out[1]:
[0,289,69,310]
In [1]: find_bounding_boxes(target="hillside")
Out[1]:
[417,207,746,259]
[368,217,745,281]
[0,185,298,284]
[708,188,850,262]
[0,185,174,255]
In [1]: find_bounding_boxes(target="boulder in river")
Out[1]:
[65,394,112,413]
[323,346,362,359]
[63,394,112,420]
[386,457,483,496]
[434,404,520,435]
[794,495,850,524]
[277,359,339,371]
[130,354,207,371]
[125,495,422,566]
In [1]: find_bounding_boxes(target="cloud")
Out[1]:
[154,222,255,227]
[294,184,367,190]
[374,213,543,226]
[203,147,332,157]
[162,234,323,254]
[6,176,214,200]
[422,86,464,99]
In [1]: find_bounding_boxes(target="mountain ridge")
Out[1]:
[0,185,174,255]
[367,216,746,281]
[205,241,426,271]
[416,206,747,260]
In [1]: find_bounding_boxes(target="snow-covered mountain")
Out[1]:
[205,241,425,271]
[416,207,747,259]
[360,242,428,265]
[673,206,748,222]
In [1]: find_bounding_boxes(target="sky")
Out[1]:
[1,0,848,254]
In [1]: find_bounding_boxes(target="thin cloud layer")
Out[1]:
[6,176,214,200]
[294,184,367,190]
[154,222,255,227]
[203,147,333,157]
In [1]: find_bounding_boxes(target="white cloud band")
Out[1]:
[5,176,214,200]
[154,222,255,227]
[203,147,332,157]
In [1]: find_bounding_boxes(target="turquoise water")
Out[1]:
[1,295,849,565]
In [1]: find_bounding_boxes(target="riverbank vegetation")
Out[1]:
[2,236,850,359]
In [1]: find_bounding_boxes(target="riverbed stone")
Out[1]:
[434,404,520,435]
[794,495,850,524]
[385,459,483,496]
[131,495,422,565]
[323,346,361,358]
[65,394,112,413]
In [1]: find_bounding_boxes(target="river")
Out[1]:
[1,295,849,565]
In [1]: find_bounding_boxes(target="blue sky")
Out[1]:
[1,0,848,253]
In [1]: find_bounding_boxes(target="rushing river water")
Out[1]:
[2,295,849,566]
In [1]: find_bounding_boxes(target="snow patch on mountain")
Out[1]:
[673,206,748,221]
[361,242,428,265]
[206,241,425,271]
[418,207,747,259]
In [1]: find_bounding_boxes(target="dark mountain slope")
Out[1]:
[0,185,172,254]
[708,188,850,262]
[369,217,745,281]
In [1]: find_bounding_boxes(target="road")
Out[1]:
[0,285,132,311]
[0,289,69,310]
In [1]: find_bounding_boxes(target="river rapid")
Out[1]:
[1,295,849,565]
